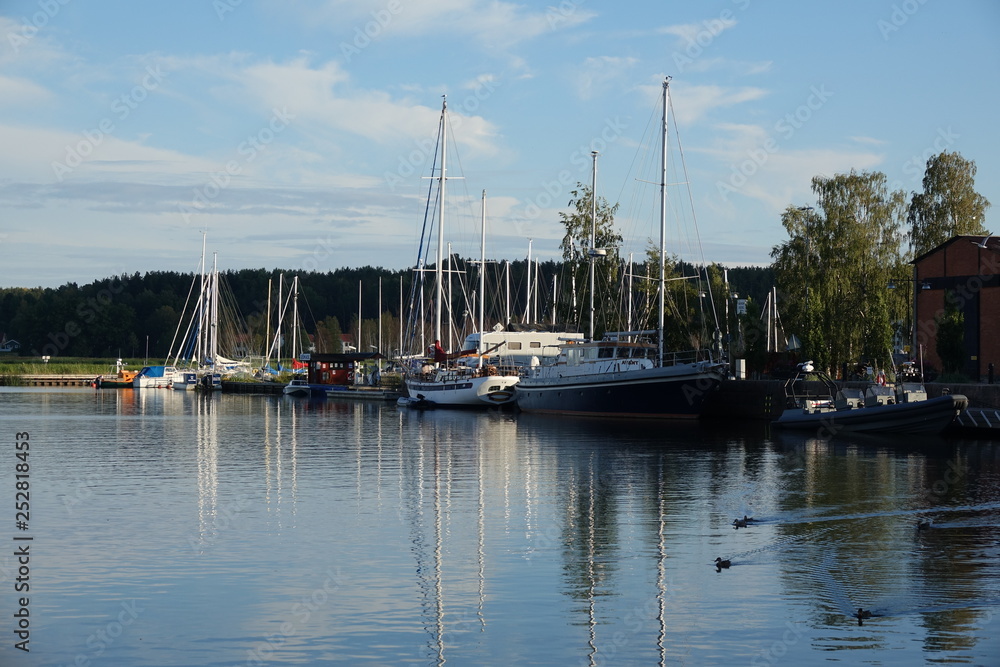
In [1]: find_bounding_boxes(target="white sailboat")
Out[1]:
[402,98,520,408]
[161,237,223,390]
[515,78,726,418]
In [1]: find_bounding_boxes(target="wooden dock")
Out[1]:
[2,374,96,387]
[951,407,1000,436]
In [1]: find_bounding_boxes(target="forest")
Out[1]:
[0,261,773,362]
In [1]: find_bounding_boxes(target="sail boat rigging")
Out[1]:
[400,97,521,408]
[514,77,726,418]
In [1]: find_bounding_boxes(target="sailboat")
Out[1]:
[401,98,521,408]
[159,237,224,391]
[515,78,726,418]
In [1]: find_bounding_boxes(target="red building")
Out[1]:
[912,235,1000,380]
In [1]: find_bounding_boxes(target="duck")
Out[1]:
[742,515,756,523]
[714,557,731,569]
[916,520,932,530]
[855,608,873,625]
[732,518,748,529]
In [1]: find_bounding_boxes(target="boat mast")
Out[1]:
[589,150,598,341]
[478,190,486,366]
[525,239,532,324]
[658,77,671,365]
[504,260,510,326]
[211,252,219,371]
[291,275,299,363]
[198,232,207,367]
[435,96,447,351]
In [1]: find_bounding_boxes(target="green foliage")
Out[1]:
[557,184,623,336]
[908,151,991,256]
[772,170,907,374]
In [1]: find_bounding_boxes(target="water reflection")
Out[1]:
[1,389,997,665]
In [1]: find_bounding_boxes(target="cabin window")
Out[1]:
[509,342,522,350]
[598,346,614,359]
[529,341,541,348]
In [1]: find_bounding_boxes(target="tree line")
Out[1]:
[0,261,773,362]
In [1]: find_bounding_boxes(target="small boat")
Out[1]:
[772,361,968,435]
[93,359,138,388]
[133,365,177,389]
[400,102,520,409]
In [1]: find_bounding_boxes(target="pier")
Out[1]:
[1,374,96,387]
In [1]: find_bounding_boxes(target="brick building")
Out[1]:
[912,235,999,380]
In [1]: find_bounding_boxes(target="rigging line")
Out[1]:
[668,93,721,334]
[403,121,443,356]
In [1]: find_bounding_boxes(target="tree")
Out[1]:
[908,151,991,257]
[315,316,343,353]
[772,170,908,375]
[558,184,622,335]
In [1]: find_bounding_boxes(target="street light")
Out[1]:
[888,274,931,369]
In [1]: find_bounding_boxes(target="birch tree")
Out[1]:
[908,151,990,256]
[772,170,908,375]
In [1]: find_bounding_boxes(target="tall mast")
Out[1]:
[504,260,510,326]
[525,239,532,324]
[211,252,218,370]
[435,96,447,348]
[478,190,486,365]
[658,77,671,365]
[291,275,299,362]
[198,232,207,366]
[589,151,598,341]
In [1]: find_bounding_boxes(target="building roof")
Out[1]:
[911,234,997,264]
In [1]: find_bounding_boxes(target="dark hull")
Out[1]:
[515,367,721,418]
[773,394,968,435]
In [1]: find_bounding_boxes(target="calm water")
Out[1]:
[1,387,998,666]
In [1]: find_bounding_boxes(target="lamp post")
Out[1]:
[887,270,931,365]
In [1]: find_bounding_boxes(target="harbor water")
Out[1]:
[1,387,998,665]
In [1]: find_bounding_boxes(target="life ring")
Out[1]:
[876,371,886,386]
[347,372,354,384]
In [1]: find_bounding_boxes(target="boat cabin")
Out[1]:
[301,352,382,386]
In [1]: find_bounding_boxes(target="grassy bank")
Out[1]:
[0,357,141,376]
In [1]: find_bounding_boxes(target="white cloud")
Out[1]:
[0,75,52,106]
[576,56,638,100]
[635,81,768,127]
[317,0,595,52]
[659,17,738,44]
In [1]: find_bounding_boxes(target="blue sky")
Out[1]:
[1,0,997,288]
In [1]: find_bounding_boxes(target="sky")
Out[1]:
[1,0,998,288]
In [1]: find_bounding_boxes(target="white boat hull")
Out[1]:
[404,373,520,408]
